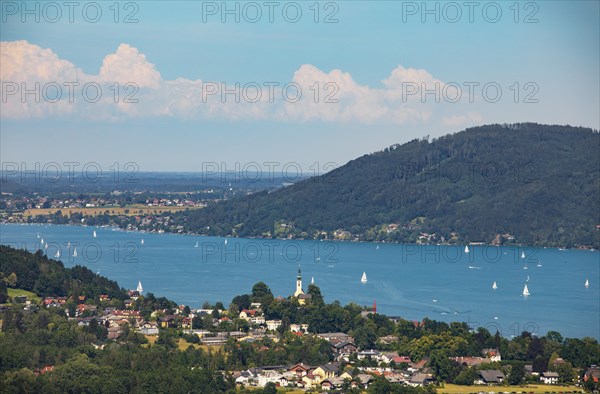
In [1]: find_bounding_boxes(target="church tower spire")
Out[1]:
[294,265,304,297]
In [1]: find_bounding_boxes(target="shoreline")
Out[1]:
[1,220,597,252]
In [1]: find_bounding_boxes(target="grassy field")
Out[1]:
[7,288,41,303]
[23,204,202,217]
[440,384,583,394]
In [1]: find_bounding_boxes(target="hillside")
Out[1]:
[176,123,600,248]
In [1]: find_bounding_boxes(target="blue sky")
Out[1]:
[1,1,599,171]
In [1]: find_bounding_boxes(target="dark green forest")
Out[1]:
[174,123,599,248]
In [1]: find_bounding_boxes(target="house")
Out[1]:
[357,349,380,360]
[239,309,258,320]
[301,373,322,388]
[321,377,344,390]
[290,363,313,377]
[540,371,559,384]
[159,315,178,328]
[290,323,309,332]
[584,366,600,383]
[352,374,373,389]
[482,348,502,361]
[234,370,256,385]
[138,321,159,335]
[476,370,506,385]
[408,373,435,386]
[313,363,339,380]
[332,341,358,356]
[107,325,122,339]
[381,352,411,365]
[40,366,54,374]
[266,320,282,331]
[99,294,110,302]
[317,332,353,344]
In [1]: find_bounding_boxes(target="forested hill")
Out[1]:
[177,123,600,248]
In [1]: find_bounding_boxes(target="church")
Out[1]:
[293,267,312,305]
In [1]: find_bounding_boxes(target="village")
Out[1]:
[18,269,597,392]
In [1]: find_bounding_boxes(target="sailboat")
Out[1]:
[67,241,71,248]
[311,277,314,284]
[140,238,144,245]
[537,260,543,267]
[40,238,44,245]
[521,251,525,259]
[136,281,143,293]
[361,272,368,283]
[224,238,228,245]
[54,250,60,259]
[522,284,530,296]
[526,275,530,282]
[585,279,590,288]
[376,245,379,250]
[36,233,40,239]
[464,245,470,253]
[44,243,48,250]
[492,281,498,290]
[73,247,78,257]
[195,241,199,248]
[93,230,97,238]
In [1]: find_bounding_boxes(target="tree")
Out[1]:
[263,382,277,394]
[454,367,477,386]
[231,294,251,311]
[307,284,324,305]
[509,363,525,385]
[251,282,274,305]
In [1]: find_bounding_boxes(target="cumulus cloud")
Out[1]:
[1,40,481,125]
[98,44,161,89]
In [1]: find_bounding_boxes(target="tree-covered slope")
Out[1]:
[177,123,599,248]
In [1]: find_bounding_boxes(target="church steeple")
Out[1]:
[294,265,304,297]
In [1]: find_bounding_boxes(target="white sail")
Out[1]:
[93,230,97,238]
[361,272,368,283]
[141,238,144,245]
[195,241,199,248]
[522,284,530,296]
[585,279,590,288]
[40,238,44,244]
[376,245,379,250]
[492,281,497,290]
[44,243,48,250]
[136,281,143,293]
[73,247,77,257]
[521,251,525,259]
[55,250,60,259]
[464,245,470,253]
[311,277,314,284]
[526,275,530,282]
[224,238,228,245]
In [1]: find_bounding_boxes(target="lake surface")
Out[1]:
[1,223,598,339]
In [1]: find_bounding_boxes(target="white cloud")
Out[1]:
[0,40,482,125]
[98,43,161,89]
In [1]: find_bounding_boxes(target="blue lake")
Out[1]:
[1,223,598,339]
